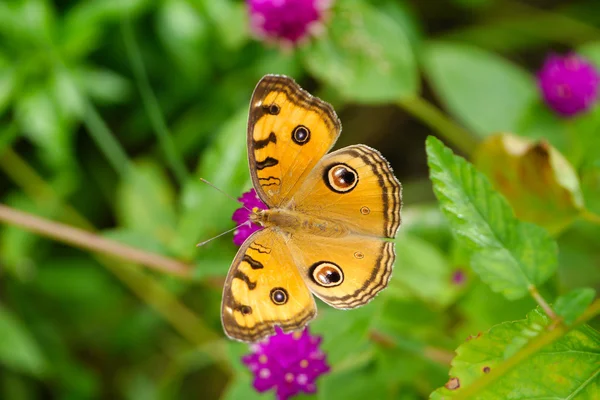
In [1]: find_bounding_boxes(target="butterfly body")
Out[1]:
[251,208,349,238]
[222,75,402,342]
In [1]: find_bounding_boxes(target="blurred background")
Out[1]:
[0,0,599,399]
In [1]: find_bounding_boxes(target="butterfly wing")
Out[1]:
[290,144,402,238]
[288,233,395,309]
[221,228,317,342]
[247,75,341,208]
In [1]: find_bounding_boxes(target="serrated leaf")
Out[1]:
[431,308,600,399]
[426,136,558,299]
[302,0,418,103]
[0,305,47,377]
[554,288,596,326]
[423,42,536,136]
[474,133,584,234]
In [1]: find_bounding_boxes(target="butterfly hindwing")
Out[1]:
[290,144,402,238]
[288,234,395,309]
[247,75,341,208]
[221,228,317,342]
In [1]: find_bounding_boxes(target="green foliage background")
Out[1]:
[0,0,599,399]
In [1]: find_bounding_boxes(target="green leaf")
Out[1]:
[0,305,47,377]
[423,42,536,137]
[391,233,461,307]
[74,66,131,104]
[156,0,210,81]
[554,288,596,326]
[15,86,73,168]
[116,160,177,247]
[431,308,600,399]
[474,133,584,234]
[426,136,558,299]
[302,0,418,103]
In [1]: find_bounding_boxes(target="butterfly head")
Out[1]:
[249,207,267,227]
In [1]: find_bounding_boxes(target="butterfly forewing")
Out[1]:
[247,75,341,207]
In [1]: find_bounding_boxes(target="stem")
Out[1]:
[83,100,131,176]
[581,209,600,226]
[528,285,558,321]
[453,298,600,399]
[121,20,189,185]
[0,203,191,278]
[397,96,479,157]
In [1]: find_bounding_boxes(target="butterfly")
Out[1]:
[222,75,402,342]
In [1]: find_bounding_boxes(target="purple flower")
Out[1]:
[232,189,267,246]
[242,327,330,400]
[537,53,600,117]
[247,0,331,46]
[451,269,466,285]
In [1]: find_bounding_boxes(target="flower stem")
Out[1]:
[121,20,189,185]
[528,285,558,321]
[397,96,479,157]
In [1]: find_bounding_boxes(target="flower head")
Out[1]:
[247,0,331,46]
[232,189,268,246]
[242,327,330,400]
[537,53,600,117]
[452,269,466,285]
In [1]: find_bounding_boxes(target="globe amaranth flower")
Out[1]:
[247,0,331,46]
[537,53,600,117]
[242,327,330,400]
[232,188,268,246]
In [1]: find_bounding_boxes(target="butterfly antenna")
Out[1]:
[196,221,251,247]
[199,178,252,212]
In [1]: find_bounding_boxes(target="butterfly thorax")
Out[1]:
[251,208,348,238]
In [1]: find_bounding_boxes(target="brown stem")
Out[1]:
[0,203,191,278]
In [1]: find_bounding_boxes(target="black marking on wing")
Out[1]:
[347,146,401,238]
[317,241,394,308]
[249,244,271,254]
[253,132,277,149]
[243,254,265,269]
[259,176,281,187]
[256,157,279,170]
[234,270,257,290]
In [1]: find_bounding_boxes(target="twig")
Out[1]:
[0,203,191,278]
